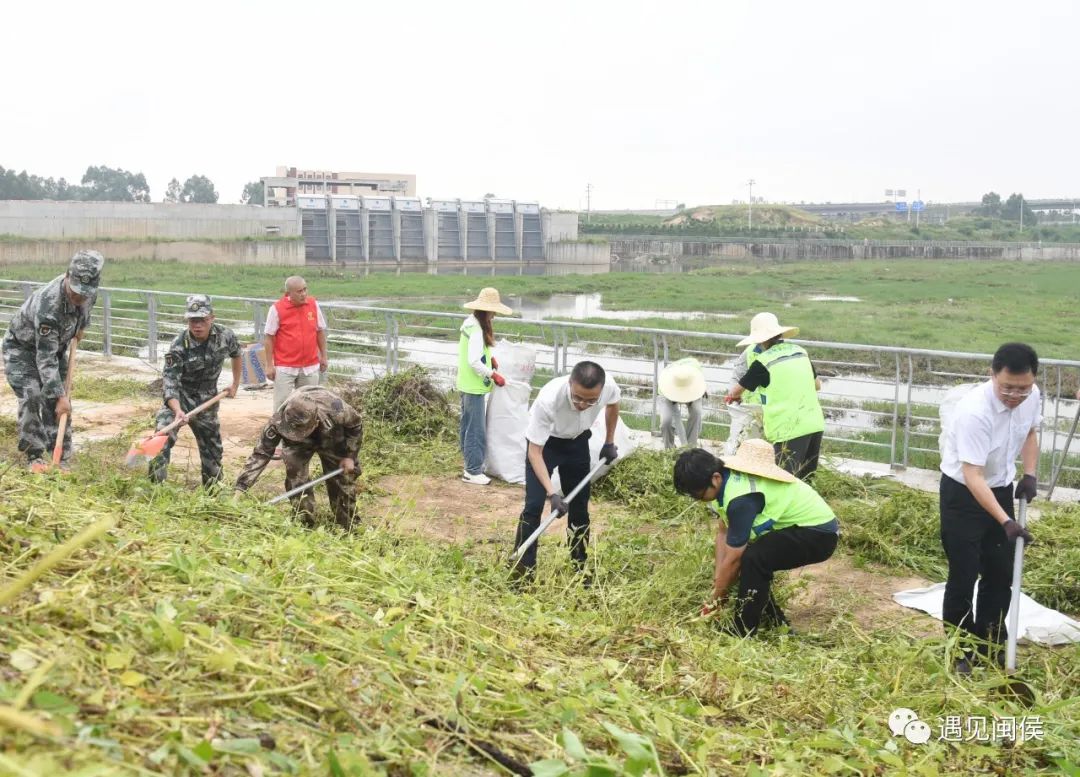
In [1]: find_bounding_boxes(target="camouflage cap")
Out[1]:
[184,294,214,319]
[67,250,104,296]
[272,391,320,442]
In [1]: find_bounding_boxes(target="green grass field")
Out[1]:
[4,259,1080,358]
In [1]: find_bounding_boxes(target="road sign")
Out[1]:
[896,189,907,197]
[895,202,908,212]
[912,200,925,212]
[885,189,894,197]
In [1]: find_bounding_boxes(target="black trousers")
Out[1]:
[735,526,838,635]
[939,474,1015,652]
[512,431,592,571]
[774,431,823,482]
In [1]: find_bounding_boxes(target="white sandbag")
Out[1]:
[485,381,531,483]
[550,412,638,493]
[484,341,536,484]
[492,340,536,384]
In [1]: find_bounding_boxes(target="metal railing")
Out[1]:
[3,278,1079,488]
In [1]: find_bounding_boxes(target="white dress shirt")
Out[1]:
[526,374,621,447]
[264,301,328,375]
[940,379,1041,487]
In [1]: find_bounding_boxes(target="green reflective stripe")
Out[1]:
[757,342,824,442]
[721,472,834,542]
[456,320,492,394]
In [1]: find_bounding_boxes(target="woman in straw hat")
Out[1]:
[657,357,707,449]
[673,439,839,635]
[457,288,513,485]
[723,312,825,480]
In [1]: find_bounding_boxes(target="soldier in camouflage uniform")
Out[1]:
[2,250,104,469]
[149,294,242,487]
[235,385,362,528]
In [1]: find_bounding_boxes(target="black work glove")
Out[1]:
[599,442,618,464]
[1014,474,1037,503]
[549,493,568,516]
[1002,519,1034,545]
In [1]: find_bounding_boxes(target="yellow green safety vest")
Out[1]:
[712,471,835,542]
[456,317,493,395]
[741,345,762,406]
[757,342,825,442]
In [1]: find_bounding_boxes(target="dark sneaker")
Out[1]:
[954,658,973,676]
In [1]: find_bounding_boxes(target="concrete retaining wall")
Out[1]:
[608,237,1080,262]
[0,239,304,266]
[543,211,579,242]
[0,201,301,240]
[545,240,610,265]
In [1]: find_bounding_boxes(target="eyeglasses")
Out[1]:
[998,387,1034,398]
[569,392,600,408]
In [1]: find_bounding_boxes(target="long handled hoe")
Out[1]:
[124,390,229,467]
[37,340,78,473]
[509,459,607,565]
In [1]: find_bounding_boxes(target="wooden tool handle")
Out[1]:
[156,390,230,436]
[51,340,79,466]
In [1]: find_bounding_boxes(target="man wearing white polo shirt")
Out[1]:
[511,361,621,581]
[939,342,1038,675]
[264,276,329,411]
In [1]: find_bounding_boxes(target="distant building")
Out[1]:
[260,166,417,207]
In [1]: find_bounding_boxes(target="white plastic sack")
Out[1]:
[484,341,537,484]
[550,412,638,494]
[893,582,1080,646]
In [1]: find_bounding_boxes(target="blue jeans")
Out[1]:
[459,392,487,475]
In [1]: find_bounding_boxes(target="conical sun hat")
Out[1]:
[463,287,513,316]
[736,312,799,348]
[723,438,795,483]
[658,358,706,403]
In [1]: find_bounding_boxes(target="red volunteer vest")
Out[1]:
[271,296,320,367]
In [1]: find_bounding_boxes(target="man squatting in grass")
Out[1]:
[148,294,242,487]
[673,440,839,635]
[2,250,104,472]
[938,342,1037,675]
[510,361,621,581]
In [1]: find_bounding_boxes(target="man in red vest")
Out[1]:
[264,276,329,411]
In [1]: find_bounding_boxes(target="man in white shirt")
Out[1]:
[511,361,621,581]
[263,276,329,411]
[938,342,1038,675]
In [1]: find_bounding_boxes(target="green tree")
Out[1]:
[164,178,182,203]
[978,191,1002,217]
[80,165,151,202]
[180,175,219,204]
[1002,193,1037,226]
[241,180,264,205]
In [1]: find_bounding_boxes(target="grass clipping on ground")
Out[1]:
[0,419,1078,773]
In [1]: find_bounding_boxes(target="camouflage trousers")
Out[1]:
[148,391,223,487]
[283,445,358,529]
[2,347,72,463]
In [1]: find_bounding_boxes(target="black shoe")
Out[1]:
[954,658,973,676]
[508,562,535,590]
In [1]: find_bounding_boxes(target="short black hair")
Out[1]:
[570,361,606,390]
[673,448,725,497]
[992,342,1038,377]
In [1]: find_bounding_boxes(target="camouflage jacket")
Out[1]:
[162,324,241,401]
[2,275,94,398]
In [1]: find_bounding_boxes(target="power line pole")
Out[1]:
[585,183,593,223]
[1020,194,1024,233]
[747,179,756,230]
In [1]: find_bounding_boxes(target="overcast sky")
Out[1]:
[3,0,1077,210]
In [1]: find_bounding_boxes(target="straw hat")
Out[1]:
[736,312,799,348]
[463,287,513,316]
[658,358,706,403]
[723,438,795,483]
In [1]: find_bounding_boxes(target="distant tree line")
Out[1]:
[1,163,264,205]
[978,191,1038,225]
